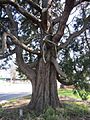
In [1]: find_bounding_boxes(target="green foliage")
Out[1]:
[0,107,4,118]
[58,88,90,100]
[59,41,90,100]
[63,102,89,118]
[58,89,80,99]
[19,105,90,120]
[73,87,90,100]
[57,4,90,100]
[0,99,90,120]
[43,107,58,120]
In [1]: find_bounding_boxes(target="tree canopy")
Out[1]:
[0,0,90,112]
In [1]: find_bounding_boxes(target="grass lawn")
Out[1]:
[0,97,90,120]
[0,88,90,120]
[58,88,90,100]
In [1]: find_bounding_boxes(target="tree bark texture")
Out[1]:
[16,46,60,113]
[29,57,60,113]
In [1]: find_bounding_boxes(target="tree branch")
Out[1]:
[52,16,62,25]
[1,8,37,83]
[51,57,67,78]
[57,74,75,86]
[26,0,42,12]
[0,21,40,55]
[0,48,16,59]
[41,0,52,32]
[52,0,90,25]
[1,32,7,54]
[58,15,90,49]
[5,5,14,25]
[16,47,36,82]
[42,0,48,8]
[52,0,75,43]
[6,32,40,55]
[27,61,38,69]
[74,0,90,7]
[0,0,41,26]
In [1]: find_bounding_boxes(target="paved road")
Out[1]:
[0,80,32,103]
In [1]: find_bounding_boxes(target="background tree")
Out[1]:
[0,0,90,113]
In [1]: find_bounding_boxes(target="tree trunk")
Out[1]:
[29,55,60,113]
[16,41,60,113]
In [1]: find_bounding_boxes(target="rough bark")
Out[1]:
[52,0,75,43]
[16,47,36,82]
[29,52,60,113]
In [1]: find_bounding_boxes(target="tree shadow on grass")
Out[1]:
[0,98,90,120]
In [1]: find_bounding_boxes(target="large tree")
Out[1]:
[0,0,90,113]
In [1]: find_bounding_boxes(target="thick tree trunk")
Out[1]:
[29,56,60,113]
[16,38,60,113]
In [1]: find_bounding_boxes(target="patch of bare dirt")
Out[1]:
[2,98,30,109]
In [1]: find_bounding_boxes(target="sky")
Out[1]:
[0,54,18,78]
[0,69,11,78]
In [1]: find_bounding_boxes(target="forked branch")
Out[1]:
[52,0,75,43]
[0,21,40,55]
[16,47,36,82]
[6,32,40,55]
[58,15,90,50]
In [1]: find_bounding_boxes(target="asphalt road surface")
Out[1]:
[0,80,32,103]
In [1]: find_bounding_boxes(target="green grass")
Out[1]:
[0,103,90,120]
[58,88,90,100]
[58,88,80,99]
[0,90,90,120]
